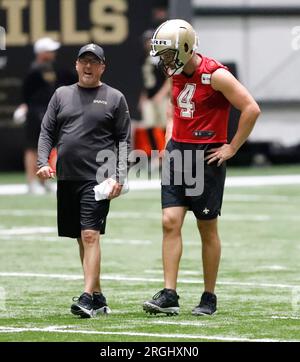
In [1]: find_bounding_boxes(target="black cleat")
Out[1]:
[192,292,217,316]
[92,292,111,316]
[71,292,93,318]
[143,288,180,315]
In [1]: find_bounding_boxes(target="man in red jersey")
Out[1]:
[143,19,261,316]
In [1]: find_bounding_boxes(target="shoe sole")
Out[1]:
[92,306,112,317]
[192,309,217,316]
[71,304,93,318]
[143,302,179,316]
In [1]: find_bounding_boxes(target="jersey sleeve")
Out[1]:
[205,58,229,74]
[37,91,59,169]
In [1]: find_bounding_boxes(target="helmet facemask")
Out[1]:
[156,48,184,77]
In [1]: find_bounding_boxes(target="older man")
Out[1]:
[37,44,131,318]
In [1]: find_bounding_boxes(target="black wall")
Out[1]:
[0,0,162,170]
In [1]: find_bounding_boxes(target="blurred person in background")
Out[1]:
[138,29,170,166]
[151,1,168,28]
[139,29,169,130]
[132,1,168,163]
[21,37,60,194]
[20,37,75,194]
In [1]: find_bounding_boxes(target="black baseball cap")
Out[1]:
[77,44,105,63]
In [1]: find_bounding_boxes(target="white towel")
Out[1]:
[93,178,129,201]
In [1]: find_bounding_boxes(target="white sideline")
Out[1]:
[1,174,300,195]
[0,326,294,342]
[0,272,298,289]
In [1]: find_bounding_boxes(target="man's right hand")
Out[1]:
[36,166,56,180]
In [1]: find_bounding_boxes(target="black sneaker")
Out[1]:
[71,292,93,318]
[92,292,111,316]
[143,288,180,316]
[192,292,217,316]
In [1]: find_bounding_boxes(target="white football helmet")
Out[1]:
[150,19,198,76]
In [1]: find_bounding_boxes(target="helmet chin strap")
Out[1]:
[171,52,184,75]
[173,66,184,75]
[164,63,184,77]
[163,61,184,77]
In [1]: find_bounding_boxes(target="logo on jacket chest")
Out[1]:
[93,99,108,105]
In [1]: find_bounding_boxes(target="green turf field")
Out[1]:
[0,167,300,342]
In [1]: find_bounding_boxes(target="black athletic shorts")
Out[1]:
[57,180,110,238]
[161,139,226,220]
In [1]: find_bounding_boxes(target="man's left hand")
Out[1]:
[107,178,123,199]
[205,144,237,167]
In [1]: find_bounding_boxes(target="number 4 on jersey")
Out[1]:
[177,83,196,118]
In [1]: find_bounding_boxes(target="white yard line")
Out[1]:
[0,272,299,289]
[1,175,300,195]
[0,326,294,342]
[0,184,27,195]
[105,238,152,245]
[0,235,60,242]
[224,194,292,202]
[271,316,300,320]
[145,269,200,276]
[223,214,271,221]
[151,321,209,327]
[257,265,289,271]
[147,266,291,274]
[1,212,300,223]
[0,272,82,280]
[0,227,57,235]
[0,210,56,216]
[225,175,300,187]
[0,233,152,245]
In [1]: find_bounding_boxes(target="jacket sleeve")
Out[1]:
[113,94,132,183]
[37,91,59,169]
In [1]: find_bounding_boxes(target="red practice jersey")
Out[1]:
[171,54,231,144]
